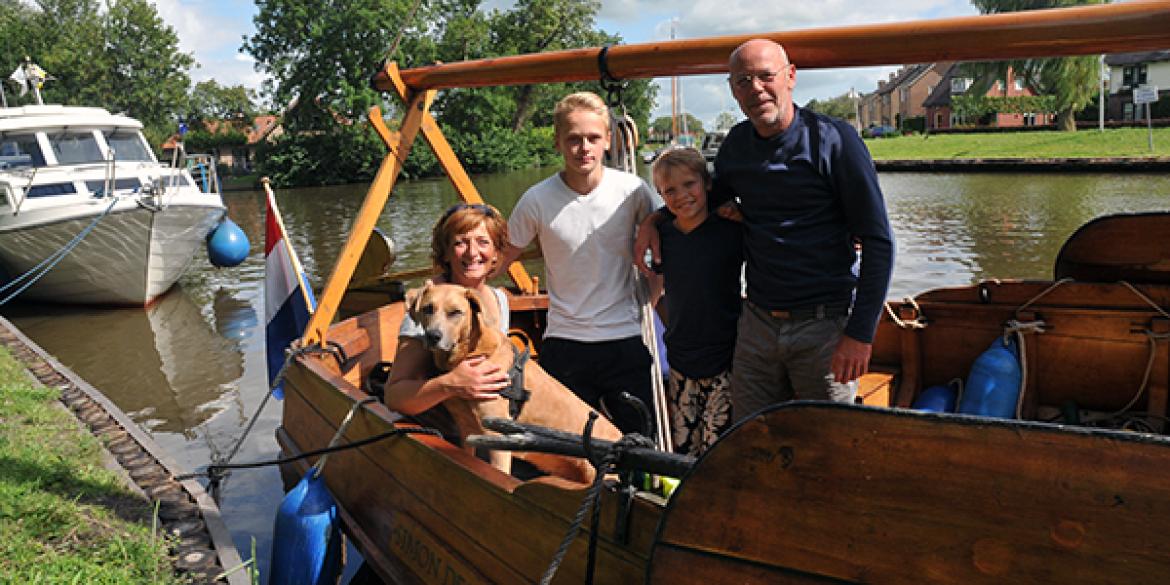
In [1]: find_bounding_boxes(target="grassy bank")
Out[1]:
[864,127,1170,159]
[0,346,185,584]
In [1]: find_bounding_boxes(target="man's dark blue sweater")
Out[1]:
[711,105,894,343]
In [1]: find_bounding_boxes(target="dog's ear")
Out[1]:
[405,280,432,315]
[463,287,483,318]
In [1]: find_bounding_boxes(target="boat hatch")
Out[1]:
[26,182,78,198]
[0,134,45,169]
[84,178,143,196]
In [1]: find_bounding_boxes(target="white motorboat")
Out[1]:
[0,104,228,305]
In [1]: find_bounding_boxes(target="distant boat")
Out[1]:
[700,130,725,162]
[0,104,227,305]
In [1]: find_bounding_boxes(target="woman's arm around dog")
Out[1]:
[383,337,509,414]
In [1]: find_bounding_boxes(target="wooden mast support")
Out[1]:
[375,1,1170,91]
[312,1,1170,346]
[378,63,537,296]
[301,74,434,345]
[301,64,537,346]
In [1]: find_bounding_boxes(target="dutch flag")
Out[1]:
[265,184,315,399]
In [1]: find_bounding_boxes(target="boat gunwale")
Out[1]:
[379,1,1170,91]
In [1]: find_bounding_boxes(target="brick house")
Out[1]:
[862,63,946,130]
[162,115,283,173]
[923,64,1054,129]
[1105,50,1170,121]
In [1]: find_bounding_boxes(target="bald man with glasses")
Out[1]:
[636,39,894,423]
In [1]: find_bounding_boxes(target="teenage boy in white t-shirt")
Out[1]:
[495,91,660,435]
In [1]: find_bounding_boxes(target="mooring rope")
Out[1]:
[176,425,443,482]
[217,344,343,468]
[1072,282,1170,425]
[1119,280,1170,319]
[1014,277,1073,318]
[539,411,656,585]
[312,396,379,478]
[0,197,119,306]
[1002,319,1047,419]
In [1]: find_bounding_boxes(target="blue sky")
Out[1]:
[156,0,978,129]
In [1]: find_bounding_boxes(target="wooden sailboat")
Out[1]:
[277,2,1170,583]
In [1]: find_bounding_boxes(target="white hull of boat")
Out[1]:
[0,197,225,305]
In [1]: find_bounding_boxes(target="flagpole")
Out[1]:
[263,178,316,312]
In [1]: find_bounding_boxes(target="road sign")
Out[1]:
[1134,85,1159,104]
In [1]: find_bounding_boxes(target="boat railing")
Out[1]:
[162,139,221,195]
[183,153,220,194]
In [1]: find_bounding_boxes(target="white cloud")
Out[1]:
[152,0,259,89]
[631,0,974,127]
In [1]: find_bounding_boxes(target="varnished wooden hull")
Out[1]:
[278,303,663,584]
[652,402,1170,584]
[647,212,1170,582]
[280,224,1170,584]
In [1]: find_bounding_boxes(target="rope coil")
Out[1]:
[539,410,656,585]
[884,297,927,330]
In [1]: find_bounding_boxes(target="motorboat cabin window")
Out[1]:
[48,131,103,165]
[103,129,154,162]
[26,182,79,198]
[0,134,46,169]
[84,178,143,196]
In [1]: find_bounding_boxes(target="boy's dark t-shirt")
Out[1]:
[656,214,744,379]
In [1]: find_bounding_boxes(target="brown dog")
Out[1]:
[405,281,623,483]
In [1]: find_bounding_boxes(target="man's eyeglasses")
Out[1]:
[729,70,782,89]
[440,203,496,223]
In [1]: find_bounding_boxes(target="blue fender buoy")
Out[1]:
[912,381,959,413]
[957,336,1022,419]
[207,218,250,267]
[269,469,342,585]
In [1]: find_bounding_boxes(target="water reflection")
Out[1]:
[4,286,245,435]
[879,172,1168,298]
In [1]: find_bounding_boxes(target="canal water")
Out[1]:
[2,167,1167,581]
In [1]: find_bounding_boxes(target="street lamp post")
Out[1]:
[1099,54,1106,132]
[849,87,861,132]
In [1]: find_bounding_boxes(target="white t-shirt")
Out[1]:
[509,168,659,341]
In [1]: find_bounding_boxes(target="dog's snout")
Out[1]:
[423,329,443,348]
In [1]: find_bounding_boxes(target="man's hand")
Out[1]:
[633,213,662,277]
[714,200,743,222]
[830,335,872,384]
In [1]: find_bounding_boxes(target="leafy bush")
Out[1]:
[902,116,926,133]
[185,128,248,151]
[257,124,384,187]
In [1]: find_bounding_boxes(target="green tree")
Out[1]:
[968,0,1103,131]
[805,93,857,121]
[244,0,444,129]
[713,111,738,131]
[185,81,257,125]
[246,0,657,184]
[650,113,704,139]
[243,0,449,185]
[0,0,192,138]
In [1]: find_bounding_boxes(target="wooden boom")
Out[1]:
[376,0,1170,92]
